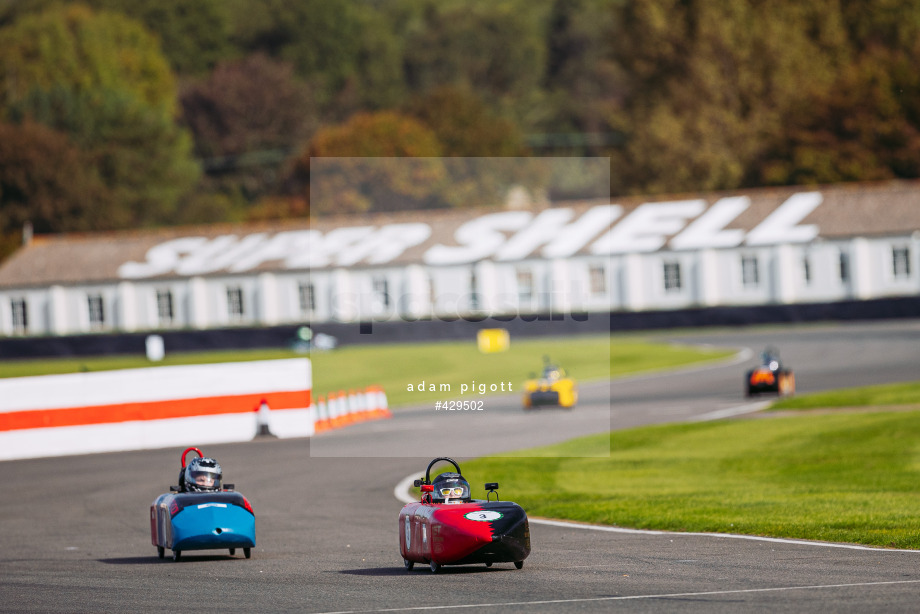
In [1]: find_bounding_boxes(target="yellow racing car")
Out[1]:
[522,357,578,409]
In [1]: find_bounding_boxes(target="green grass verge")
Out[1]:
[0,335,732,409]
[0,348,301,379]
[309,335,730,408]
[771,380,920,410]
[461,411,920,549]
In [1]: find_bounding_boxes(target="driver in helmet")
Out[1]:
[431,472,471,504]
[760,347,782,371]
[541,355,562,382]
[181,456,223,493]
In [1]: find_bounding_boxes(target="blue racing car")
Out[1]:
[150,447,256,561]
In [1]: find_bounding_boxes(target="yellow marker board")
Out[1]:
[477,328,510,353]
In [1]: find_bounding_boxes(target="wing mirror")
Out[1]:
[223,484,235,492]
[419,483,434,502]
[485,482,500,501]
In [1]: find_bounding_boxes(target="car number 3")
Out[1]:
[464,511,503,522]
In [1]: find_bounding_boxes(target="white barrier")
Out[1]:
[0,358,312,461]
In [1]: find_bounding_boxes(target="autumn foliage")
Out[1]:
[0,0,919,253]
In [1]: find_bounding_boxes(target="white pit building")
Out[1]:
[0,181,918,337]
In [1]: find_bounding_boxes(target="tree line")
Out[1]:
[1,0,918,262]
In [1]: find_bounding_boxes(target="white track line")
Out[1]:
[394,473,421,505]
[691,399,772,421]
[526,518,920,552]
[394,473,920,553]
[610,346,753,383]
[314,580,920,613]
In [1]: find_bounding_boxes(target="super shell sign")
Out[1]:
[118,193,822,278]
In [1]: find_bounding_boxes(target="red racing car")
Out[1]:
[399,457,531,573]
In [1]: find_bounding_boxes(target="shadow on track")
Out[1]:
[338,566,509,576]
[99,554,245,565]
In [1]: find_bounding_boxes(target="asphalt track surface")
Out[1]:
[2,319,920,613]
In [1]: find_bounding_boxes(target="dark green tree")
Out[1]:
[292,111,445,215]
[756,47,920,185]
[399,0,547,124]
[406,85,527,157]
[180,53,318,205]
[541,0,624,146]
[610,0,849,195]
[225,0,365,110]
[0,0,57,28]
[89,0,235,76]
[347,8,407,115]
[752,0,920,184]
[180,54,316,159]
[0,4,200,227]
[0,4,179,116]
[0,120,114,245]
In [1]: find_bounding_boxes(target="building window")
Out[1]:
[10,298,27,334]
[802,256,812,286]
[298,281,315,314]
[87,294,105,329]
[741,255,760,288]
[839,251,850,283]
[663,262,682,292]
[516,269,534,302]
[589,264,607,296]
[227,287,244,321]
[156,289,174,325]
[372,276,390,310]
[893,246,911,279]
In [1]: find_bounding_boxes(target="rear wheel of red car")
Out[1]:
[485,562,492,568]
[404,559,414,571]
[244,548,251,559]
[514,560,524,569]
[430,561,440,573]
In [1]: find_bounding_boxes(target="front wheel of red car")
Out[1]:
[404,559,414,571]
